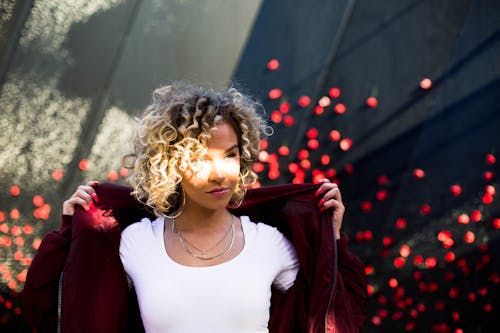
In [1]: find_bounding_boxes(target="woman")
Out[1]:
[22,83,367,333]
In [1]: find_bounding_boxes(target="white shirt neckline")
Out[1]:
[155,216,250,270]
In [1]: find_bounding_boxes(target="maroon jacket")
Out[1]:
[22,183,367,333]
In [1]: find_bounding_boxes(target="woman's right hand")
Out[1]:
[62,181,100,216]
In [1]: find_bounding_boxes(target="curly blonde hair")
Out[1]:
[122,82,270,217]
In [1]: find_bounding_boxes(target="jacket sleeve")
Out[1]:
[334,235,368,333]
[21,215,73,333]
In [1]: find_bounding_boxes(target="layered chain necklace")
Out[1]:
[172,215,236,261]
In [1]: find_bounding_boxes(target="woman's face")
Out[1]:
[181,121,241,212]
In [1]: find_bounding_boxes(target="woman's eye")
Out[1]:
[226,152,239,159]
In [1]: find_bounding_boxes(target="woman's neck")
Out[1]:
[174,206,232,233]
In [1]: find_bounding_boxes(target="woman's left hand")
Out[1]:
[316,179,345,240]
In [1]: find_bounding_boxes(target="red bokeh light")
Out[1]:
[252,162,265,173]
[471,210,481,222]
[329,87,341,98]
[366,97,378,108]
[378,174,389,185]
[10,209,20,220]
[425,257,437,269]
[279,102,290,113]
[33,204,51,220]
[266,59,280,71]
[457,214,470,224]
[10,185,20,196]
[413,168,425,179]
[485,185,496,195]
[288,163,299,174]
[306,128,318,139]
[365,265,375,275]
[371,316,381,326]
[394,257,406,268]
[464,231,475,243]
[297,149,309,160]
[399,244,411,258]
[437,230,452,242]
[329,130,341,141]
[23,225,33,234]
[259,139,268,150]
[79,159,89,171]
[258,151,269,162]
[334,103,346,114]
[320,154,330,165]
[420,204,432,215]
[395,218,407,229]
[11,226,21,236]
[389,278,398,288]
[450,184,462,196]
[355,230,373,242]
[485,153,496,164]
[277,146,289,156]
[307,139,319,150]
[298,95,311,107]
[492,218,500,229]
[382,236,394,247]
[326,168,336,178]
[482,193,494,204]
[300,159,311,170]
[366,284,374,296]
[314,105,324,115]
[376,189,388,201]
[318,96,331,107]
[52,169,64,181]
[32,195,44,207]
[268,169,280,180]
[339,138,353,151]
[360,201,372,212]
[444,251,456,263]
[32,238,42,250]
[283,115,295,127]
[420,78,432,89]
[107,170,119,181]
[268,88,282,99]
[271,110,282,123]
[483,171,494,181]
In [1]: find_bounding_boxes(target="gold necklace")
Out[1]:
[172,215,236,260]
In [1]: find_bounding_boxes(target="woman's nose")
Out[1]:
[208,160,225,183]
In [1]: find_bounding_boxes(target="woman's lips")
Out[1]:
[207,188,230,197]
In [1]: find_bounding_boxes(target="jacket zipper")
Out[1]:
[324,227,338,333]
[57,272,64,333]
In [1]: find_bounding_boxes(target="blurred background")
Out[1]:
[1,0,499,331]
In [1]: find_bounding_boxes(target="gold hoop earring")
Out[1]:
[166,189,185,219]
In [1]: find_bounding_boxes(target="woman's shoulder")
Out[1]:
[121,216,162,240]
[240,216,285,243]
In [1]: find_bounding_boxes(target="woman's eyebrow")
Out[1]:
[225,144,239,153]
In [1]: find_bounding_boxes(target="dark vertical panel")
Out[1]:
[0,0,34,88]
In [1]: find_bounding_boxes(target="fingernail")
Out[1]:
[315,188,322,197]
[91,193,99,203]
[317,199,325,208]
[89,202,96,212]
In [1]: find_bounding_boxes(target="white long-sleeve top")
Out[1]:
[119,216,299,333]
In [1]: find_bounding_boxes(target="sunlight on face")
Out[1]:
[181,121,241,212]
